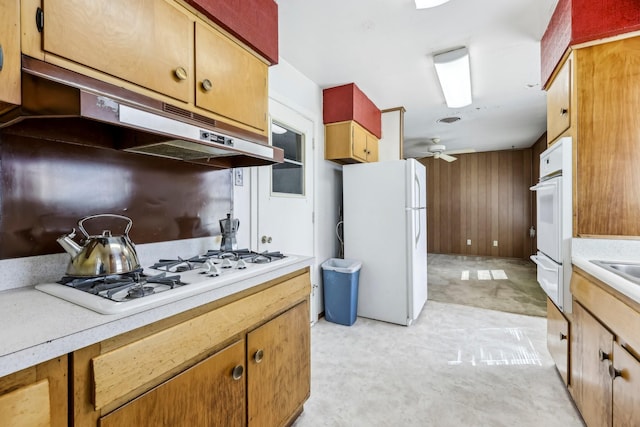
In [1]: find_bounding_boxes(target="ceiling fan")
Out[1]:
[414,138,475,162]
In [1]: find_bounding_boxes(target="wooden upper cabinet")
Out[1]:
[571,302,614,427]
[100,340,246,427]
[547,37,640,237]
[195,22,268,132]
[247,301,310,427]
[0,0,21,113]
[325,120,379,164]
[352,122,368,162]
[573,37,640,237]
[42,0,193,103]
[546,58,571,144]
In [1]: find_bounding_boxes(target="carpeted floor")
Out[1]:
[427,253,547,317]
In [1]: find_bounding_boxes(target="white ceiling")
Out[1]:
[276,0,559,158]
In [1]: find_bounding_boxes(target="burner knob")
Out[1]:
[236,259,247,269]
[221,258,233,269]
[203,259,216,272]
[208,264,221,276]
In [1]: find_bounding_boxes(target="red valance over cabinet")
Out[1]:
[323,83,382,139]
[541,0,640,87]
[183,0,278,64]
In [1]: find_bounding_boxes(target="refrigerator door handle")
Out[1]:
[404,208,426,246]
[412,171,425,246]
[415,208,420,247]
[415,173,421,207]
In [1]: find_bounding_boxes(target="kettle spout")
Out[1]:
[57,229,82,258]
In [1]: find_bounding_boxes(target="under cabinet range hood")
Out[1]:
[0,57,283,168]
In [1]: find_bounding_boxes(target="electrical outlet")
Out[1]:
[493,240,498,247]
[234,168,243,186]
[466,239,471,246]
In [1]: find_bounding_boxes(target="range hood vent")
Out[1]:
[0,57,283,168]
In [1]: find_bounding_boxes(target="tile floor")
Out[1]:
[293,256,584,427]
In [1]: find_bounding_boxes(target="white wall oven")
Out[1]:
[530,137,573,312]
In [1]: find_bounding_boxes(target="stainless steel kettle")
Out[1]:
[57,214,141,277]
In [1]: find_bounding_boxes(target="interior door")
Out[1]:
[255,99,315,317]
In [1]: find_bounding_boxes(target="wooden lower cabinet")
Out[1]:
[0,356,68,427]
[248,301,310,427]
[72,268,311,427]
[100,340,246,427]
[546,297,570,385]
[569,267,640,427]
[612,342,640,427]
[571,302,614,427]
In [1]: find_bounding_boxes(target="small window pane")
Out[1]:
[273,163,303,194]
[271,122,304,195]
[273,125,303,162]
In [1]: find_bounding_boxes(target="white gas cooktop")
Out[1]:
[36,255,299,315]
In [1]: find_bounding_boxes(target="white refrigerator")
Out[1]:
[343,159,428,326]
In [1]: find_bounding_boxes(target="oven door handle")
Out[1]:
[530,255,558,272]
[529,181,558,191]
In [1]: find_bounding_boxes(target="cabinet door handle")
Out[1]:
[201,79,213,92]
[599,349,611,361]
[35,8,44,33]
[0,44,3,72]
[231,364,244,380]
[559,332,567,341]
[560,107,568,116]
[174,67,188,81]
[609,364,622,380]
[254,349,264,364]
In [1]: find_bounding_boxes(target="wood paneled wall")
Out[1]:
[421,147,539,259]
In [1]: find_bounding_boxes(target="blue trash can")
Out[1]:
[321,258,362,326]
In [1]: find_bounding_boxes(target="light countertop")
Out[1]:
[572,238,640,305]
[0,255,313,378]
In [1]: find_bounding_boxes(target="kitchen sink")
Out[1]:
[590,260,640,285]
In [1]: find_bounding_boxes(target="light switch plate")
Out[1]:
[234,169,243,186]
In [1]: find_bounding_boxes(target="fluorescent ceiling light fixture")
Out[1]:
[433,47,472,108]
[415,0,451,9]
[271,123,288,134]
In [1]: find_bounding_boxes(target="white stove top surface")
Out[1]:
[36,255,299,314]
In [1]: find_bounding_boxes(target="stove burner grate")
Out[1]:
[202,249,285,263]
[57,269,185,301]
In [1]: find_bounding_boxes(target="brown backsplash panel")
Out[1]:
[0,133,232,259]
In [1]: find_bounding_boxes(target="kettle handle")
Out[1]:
[78,214,134,238]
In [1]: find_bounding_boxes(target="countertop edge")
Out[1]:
[0,256,313,377]
[572,255,640,306]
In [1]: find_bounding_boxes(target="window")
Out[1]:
[271,122,304,195]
